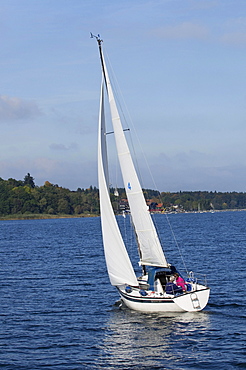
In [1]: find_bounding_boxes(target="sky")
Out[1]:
[1,0,246,192]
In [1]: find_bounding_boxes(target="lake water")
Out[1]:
[0,211,245,369]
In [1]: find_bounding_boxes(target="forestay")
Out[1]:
[100,49,168,268]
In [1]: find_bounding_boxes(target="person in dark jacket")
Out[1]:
[165,275,183,295]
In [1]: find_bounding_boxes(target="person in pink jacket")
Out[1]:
[174,272,186,291]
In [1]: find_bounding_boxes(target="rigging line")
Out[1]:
[127,129,144,187]
[105,69,188,273]
[129,212,143,273]
[100,39,187,272]
[104,50,157,193]
[103,50,144,186]
[133,150,189,273]
[142,164,189,274]
[126,214,134,268]
[105,57,189,272]
[164,214,189,274]
[141,155,188,273]
[103,50,128,125]
[115,149,118,195]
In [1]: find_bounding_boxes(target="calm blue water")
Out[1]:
[0,211,245,369]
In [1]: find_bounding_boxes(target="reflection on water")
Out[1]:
[95,306,211,369]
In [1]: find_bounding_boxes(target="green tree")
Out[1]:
[24,173,35,188]
[57,198,71,214]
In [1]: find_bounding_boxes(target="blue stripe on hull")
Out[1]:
[118,289,174,304]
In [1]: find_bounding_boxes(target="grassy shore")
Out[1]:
[0,213,98,221]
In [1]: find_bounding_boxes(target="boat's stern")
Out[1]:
[173,286,210,311]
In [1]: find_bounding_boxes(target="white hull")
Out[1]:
[118,285,210,312]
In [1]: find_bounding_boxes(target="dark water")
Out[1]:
[0,212,245,369]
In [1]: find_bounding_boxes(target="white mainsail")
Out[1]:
[98,79,138,286]
[100,48,168,268]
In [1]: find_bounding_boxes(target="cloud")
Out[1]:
[189,0,219,11]
[152,22,209,40]
[0,95,41,122]
[218,16,246,46]
[153,150,212,170]
[220,32,246,46]
[49,142,78,151]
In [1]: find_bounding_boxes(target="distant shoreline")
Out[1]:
[1,209,246,221]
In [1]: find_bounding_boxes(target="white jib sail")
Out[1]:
[101,50,168,268]
[98,79,138,287]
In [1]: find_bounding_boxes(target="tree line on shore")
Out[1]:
[0,174,246,218]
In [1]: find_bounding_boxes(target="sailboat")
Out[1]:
[93,34,210,312]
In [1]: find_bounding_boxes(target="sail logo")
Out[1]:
[128,182,131,190]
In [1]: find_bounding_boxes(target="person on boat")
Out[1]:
[174,272,186,292]
[165,276,183,295]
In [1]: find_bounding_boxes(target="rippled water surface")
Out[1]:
[0,212,245,369]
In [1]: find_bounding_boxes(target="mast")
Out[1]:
[91,33,108,93]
